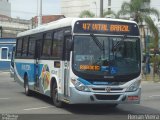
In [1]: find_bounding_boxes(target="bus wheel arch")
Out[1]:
[50,77,63,107]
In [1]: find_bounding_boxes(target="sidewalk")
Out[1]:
[0,71,10,75]
[142,65,160,82]
[142,73,160,82]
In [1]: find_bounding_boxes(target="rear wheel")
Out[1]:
[52,84,63,107]
[24,76,32,96]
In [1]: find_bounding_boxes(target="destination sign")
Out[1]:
[82,23,130,32]
[74,20,139,36]
[80,65,100,71]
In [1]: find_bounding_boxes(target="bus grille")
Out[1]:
[95,95,120,100]
[91,88,123,93]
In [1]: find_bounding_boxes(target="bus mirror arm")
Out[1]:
[65,35,73,51]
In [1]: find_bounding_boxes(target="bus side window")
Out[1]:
[16,38,22,57]
[42,32,52,58]
[22,37,29,57]
[52,30,63,59]
[28,36,36,58]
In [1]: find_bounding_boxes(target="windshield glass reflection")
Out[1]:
[73,35,140,76]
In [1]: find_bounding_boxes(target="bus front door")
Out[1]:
[34,40,41,91]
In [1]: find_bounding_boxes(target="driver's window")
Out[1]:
[110,37,124,59]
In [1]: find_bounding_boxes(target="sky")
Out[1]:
[9,0,61,20]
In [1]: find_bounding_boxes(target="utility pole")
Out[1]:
[38,0,42,26]
[93,2,97,17]
[0,26,2,38]
[100,0,103,17]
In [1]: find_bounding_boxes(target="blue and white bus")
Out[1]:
[10,46,16,77]
[14,18,141,107]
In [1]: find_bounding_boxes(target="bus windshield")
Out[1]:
[72,35,141,77]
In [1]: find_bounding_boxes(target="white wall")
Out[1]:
[61,0,130,17]
[61,0,160,19]
[0,0,11,17]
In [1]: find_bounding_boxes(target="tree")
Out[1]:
[79,10,95,18]
[79,10,118,18]
[117,0,160,78]
[103,10,118,18]
[117,0,159,49]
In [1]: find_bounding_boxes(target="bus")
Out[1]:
[14,18,141,107]
[10,46,15,77]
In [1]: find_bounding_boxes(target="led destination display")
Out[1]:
[74,20,139,36]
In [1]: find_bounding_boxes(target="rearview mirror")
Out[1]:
[65,36,73,51]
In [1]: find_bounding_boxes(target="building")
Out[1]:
[0,0,31,38]
[0,38,16,71]
[0,0,11,17]
[61,0,129,17]
[61,0,159,18]
[0,16,31,38]
[31,15,65,28]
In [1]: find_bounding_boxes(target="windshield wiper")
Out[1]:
[90,34,105,58]
[112,35,127,50]
[90,34,104,51]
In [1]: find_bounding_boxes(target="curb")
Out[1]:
[142,81,160,84]
[0,71,10,74]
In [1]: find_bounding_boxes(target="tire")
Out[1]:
[24,76,32,96]
[52,83,63,107]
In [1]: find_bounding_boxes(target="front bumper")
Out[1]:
[66,87,141,104]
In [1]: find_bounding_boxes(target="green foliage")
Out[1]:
[103,10,118,18]
[117,0,159,22]
[79,10,95,18]
[79,10,118,18]
[149,36,155,49]
[150,55,160,64]
[118,0,160,57]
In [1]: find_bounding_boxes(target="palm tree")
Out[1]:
[79,10,118,18]
[79,10,95,18]
[103,10,118,18]
[117,0,160,79]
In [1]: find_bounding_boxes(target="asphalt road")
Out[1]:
[0,72,160,120]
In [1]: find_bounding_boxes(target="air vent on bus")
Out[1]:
[95,95,120,100]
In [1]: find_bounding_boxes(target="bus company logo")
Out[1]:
[105,87,111,92]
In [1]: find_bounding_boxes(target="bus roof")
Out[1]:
[17,18,138,37]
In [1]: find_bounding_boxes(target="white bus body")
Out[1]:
[14,18,141,107]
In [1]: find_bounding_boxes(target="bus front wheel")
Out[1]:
[52,84,63,107]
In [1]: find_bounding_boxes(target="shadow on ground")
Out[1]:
[21,91,160,115]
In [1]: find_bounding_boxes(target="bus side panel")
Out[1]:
[37,60,64,97]
[14,59,63,97]
[14,59,42,89]
[14,61,35,87]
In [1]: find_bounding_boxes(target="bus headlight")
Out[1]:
[71,78,90,92]
[126,80,141,92]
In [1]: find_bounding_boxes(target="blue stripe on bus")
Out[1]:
[15,62,43,82]
[78,77,112,85]
[77,78,92,85]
